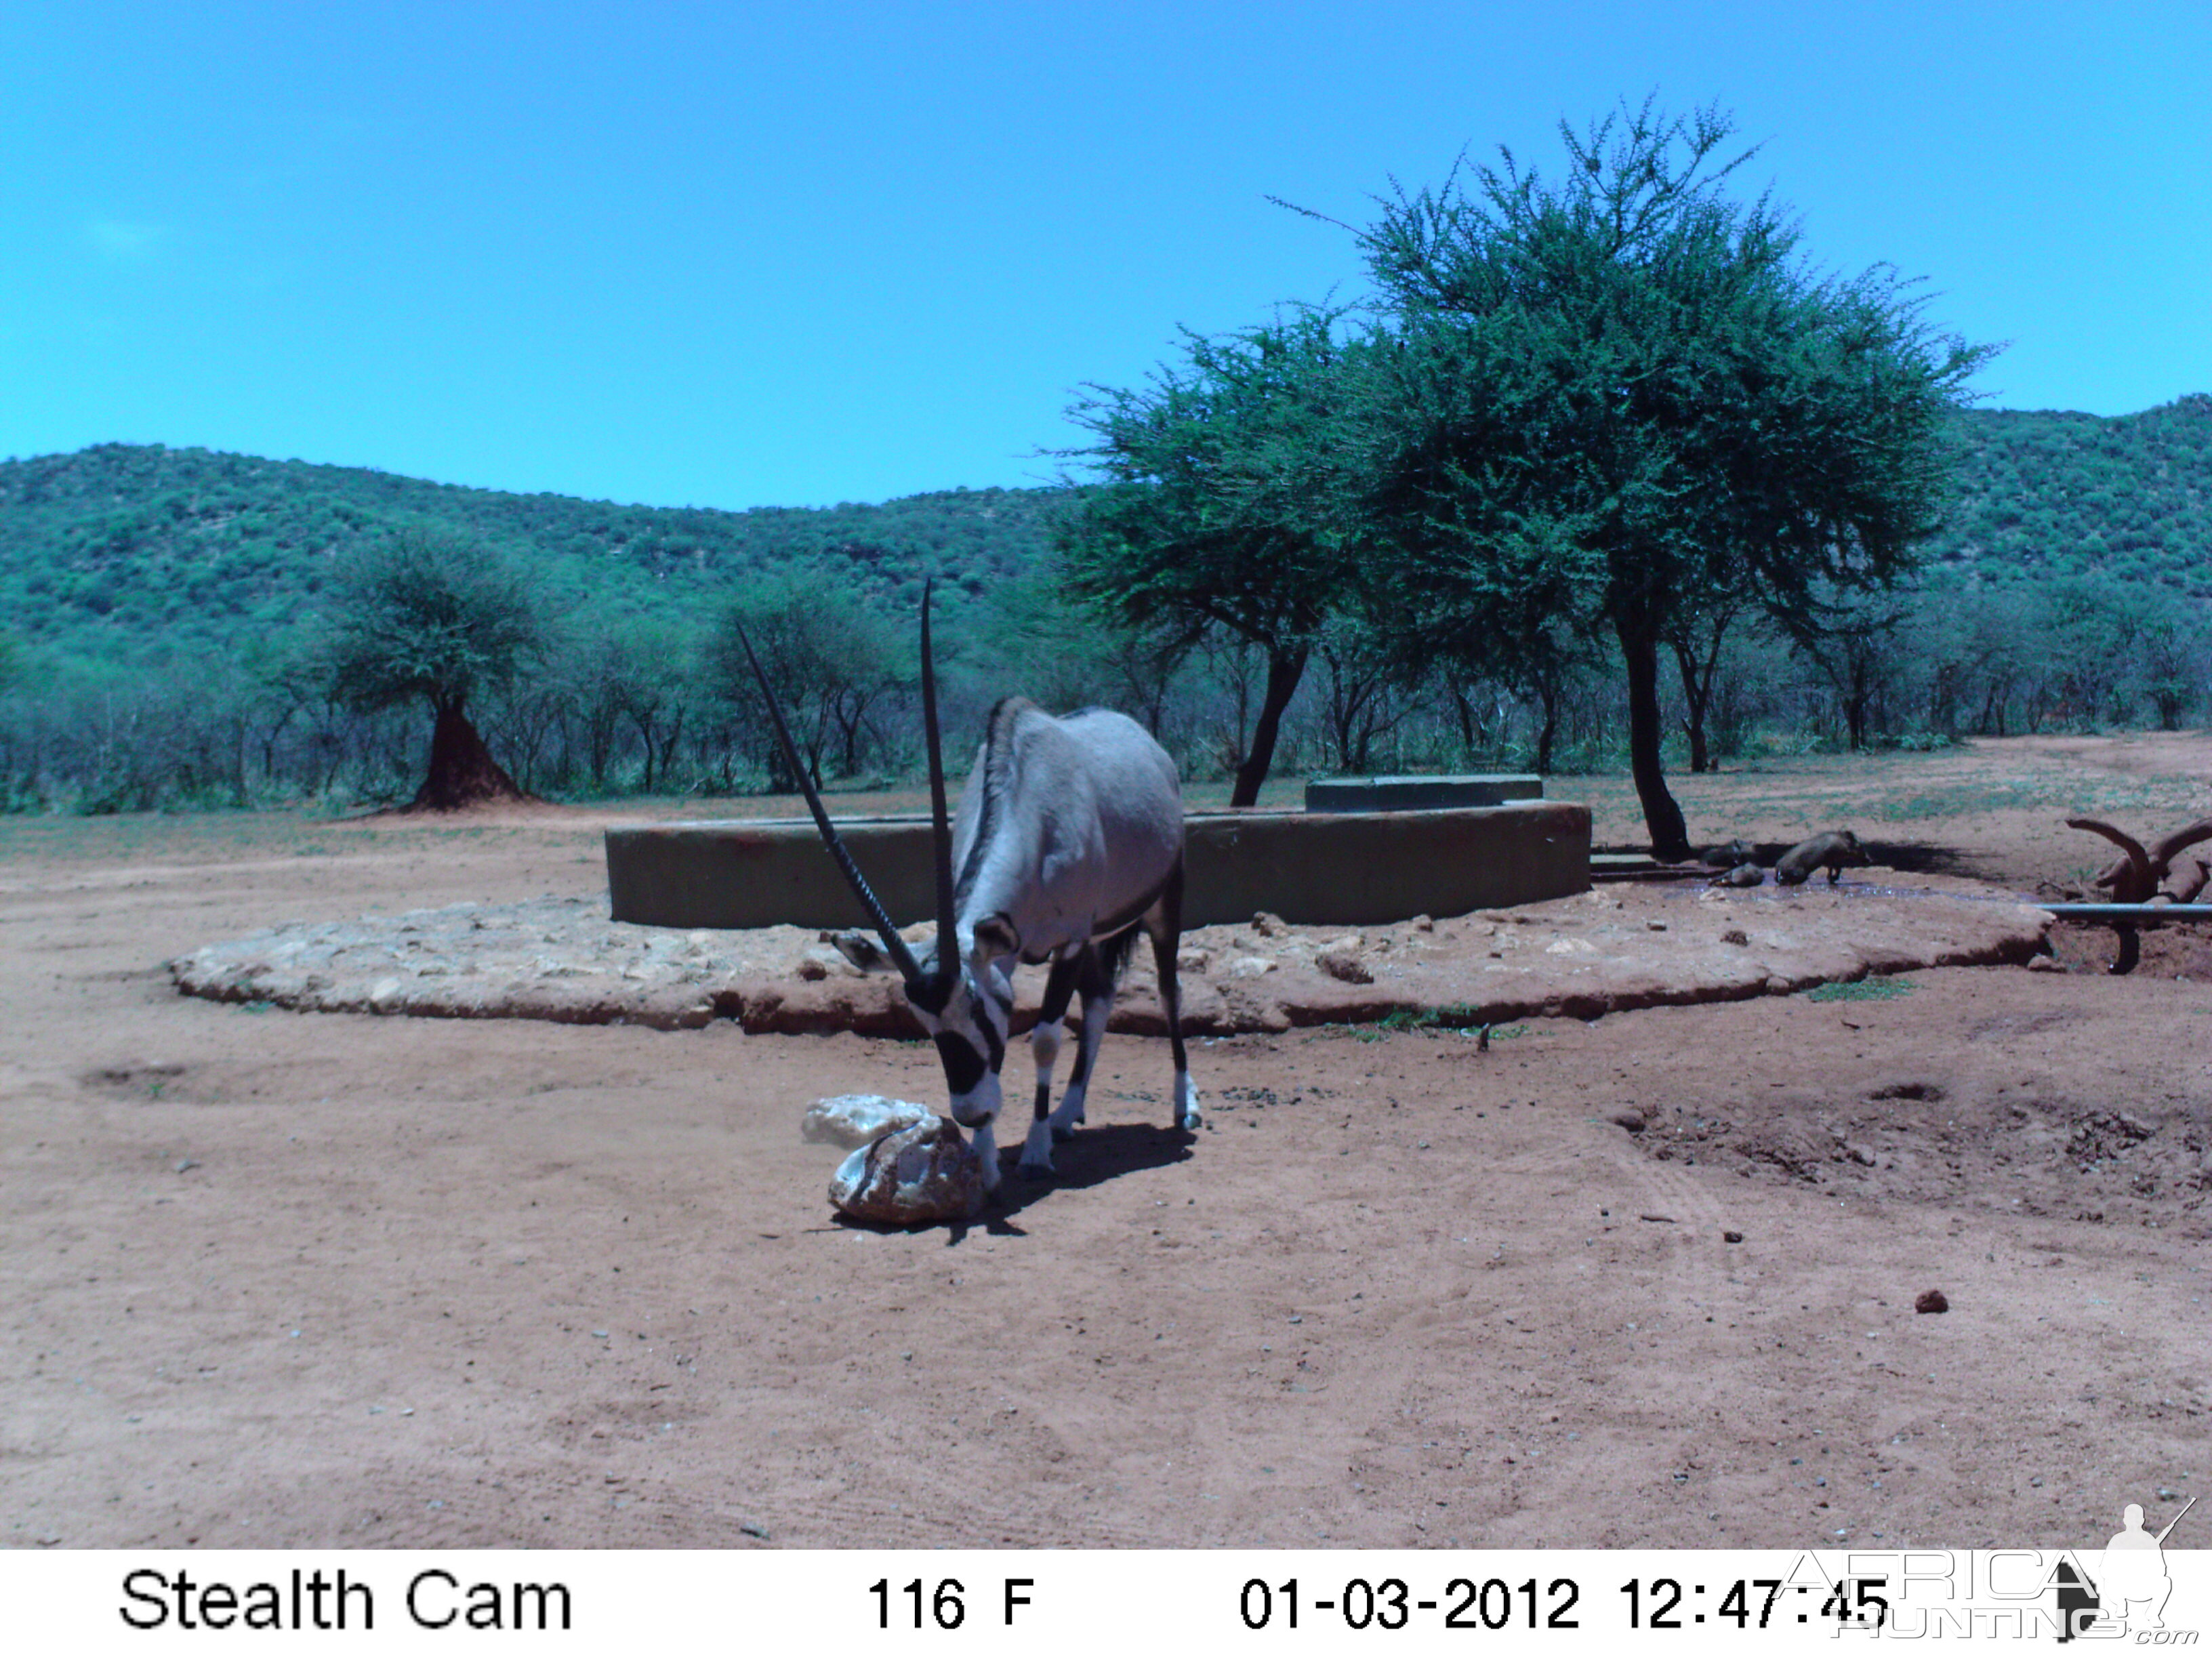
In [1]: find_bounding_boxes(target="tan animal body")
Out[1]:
[1776,830,1868,886]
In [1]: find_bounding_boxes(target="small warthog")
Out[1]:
[1713,862,1764,888]
[1699,838,1754,869]
[1775,829,1870,887]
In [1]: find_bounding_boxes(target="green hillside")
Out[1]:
[1,395,2209,811]
[5,394,2209,674]
[1924,393,2212,592]
[0,443,1063,668]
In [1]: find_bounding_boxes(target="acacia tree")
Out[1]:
[706,569,908,792]
[972,569,1191,736]
[1667,592,1749,772]
[319,532,548,809]
[1057,308,1374,805]
[1788,588,1906,748]
[1352,98,1990,856]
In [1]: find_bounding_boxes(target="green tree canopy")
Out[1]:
[1055,307,1376,805]
[705,567,910,792]
[1353,98,1992,855]
[318,532,548,808]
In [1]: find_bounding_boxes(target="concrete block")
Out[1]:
[1304,774,1542,813]
[605,801,1590,932]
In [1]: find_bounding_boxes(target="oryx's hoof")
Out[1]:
[1050,1122,1077,1143]
[1172,1076,1200,1132]
[1016,1157,1054,1179]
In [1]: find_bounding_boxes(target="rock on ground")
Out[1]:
[827,1118,985,1225]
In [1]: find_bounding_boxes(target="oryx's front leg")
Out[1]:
[1018,949,1084,1177]
[970,1117,1001,1191]
[1049,977,1113,1143]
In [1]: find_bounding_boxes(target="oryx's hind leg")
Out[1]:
[1146,860,1201,1130]
[1017,947,1086,1177]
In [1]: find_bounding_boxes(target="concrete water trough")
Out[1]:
[605,800,1591,932]
[1303,773,1542,812]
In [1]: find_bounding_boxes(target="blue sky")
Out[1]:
[4,3,2206,511]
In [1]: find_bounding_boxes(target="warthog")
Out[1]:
[1775,830,1870,887]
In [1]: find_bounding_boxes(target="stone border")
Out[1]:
[171,880,2053,1038]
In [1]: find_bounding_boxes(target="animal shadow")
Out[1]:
[830,1121,1199,1240]
[991,1120,1197,1215]
[1747,840,1990,882]
[1844,840,1988,880]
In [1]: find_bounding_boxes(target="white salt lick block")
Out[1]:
[801,1093,937,1149]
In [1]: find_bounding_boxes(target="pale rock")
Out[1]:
[369,977,405,1012]
[1544,937,1597,956]
[803,1093,937,1149]
[1227,956,1277,979]
[1250,912,1288,938]
[1316,946,1373,985]
[1176,947,1212,975]
[829,1118,985,1224]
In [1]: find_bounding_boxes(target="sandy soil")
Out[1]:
[5,735,2210,1551]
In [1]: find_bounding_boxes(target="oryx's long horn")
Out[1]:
[733,618,924,986]
[919,579,958,983]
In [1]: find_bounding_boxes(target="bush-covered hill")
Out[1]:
[2,395,2209,814]
[3,392,2208,670]
[0,443,1062,668]
[1925,394,2212,592]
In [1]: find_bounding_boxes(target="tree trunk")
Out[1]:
[1616,612,1691,860]
[1534,676,1560,777]
[656,717,683,794]
[1671,636,1712,773]
[408,698,533,811]
[1231,646,1309,808]
[1448,683,1478,754]
[1844,660,1871,750]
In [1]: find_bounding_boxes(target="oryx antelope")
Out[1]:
[738,584,1200,1192]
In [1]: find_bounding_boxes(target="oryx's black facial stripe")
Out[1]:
[933,1031,988,1096]
[905,976,952,1017]
[975,986,1008,1073]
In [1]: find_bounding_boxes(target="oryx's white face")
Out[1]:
[911,956,1012,1128]
[833,930,1015,1130]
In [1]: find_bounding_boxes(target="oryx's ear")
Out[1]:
[970,915,1019,964]
[820,929,895,973]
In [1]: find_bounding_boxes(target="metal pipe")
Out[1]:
[2041,903,2212,920]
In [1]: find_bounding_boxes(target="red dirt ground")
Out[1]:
[4,735,2209,1551]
